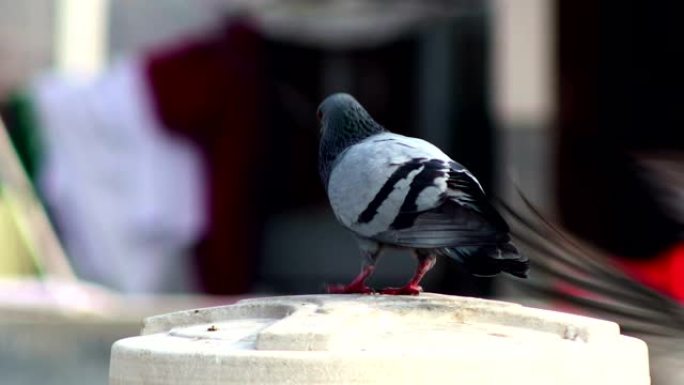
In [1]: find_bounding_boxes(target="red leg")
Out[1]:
[380,254,436,295]
[327,240,382,294]
[326,264,375,294]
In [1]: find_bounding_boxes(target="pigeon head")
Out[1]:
[317,93,385,188]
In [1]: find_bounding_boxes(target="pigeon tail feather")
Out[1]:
[444,243,529,278]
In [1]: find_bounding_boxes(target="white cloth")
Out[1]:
[32,60,206,293]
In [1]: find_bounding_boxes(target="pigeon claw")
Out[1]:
[326,283,374,295]
[379,285,423,296]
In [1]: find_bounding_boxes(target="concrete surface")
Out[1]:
[0,278,240,385]
[110,293,650,385]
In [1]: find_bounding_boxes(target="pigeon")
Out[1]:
[317,93,528,295]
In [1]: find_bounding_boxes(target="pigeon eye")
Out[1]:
[316,108,323,121]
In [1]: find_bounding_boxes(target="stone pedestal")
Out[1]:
[109,293,649,385]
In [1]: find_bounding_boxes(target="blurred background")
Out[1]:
[0,0,681,384]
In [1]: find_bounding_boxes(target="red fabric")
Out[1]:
[144,19,265,294]
[616,242,684,302]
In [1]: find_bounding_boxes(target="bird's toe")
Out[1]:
[326,283,374,295]
[379,285,422,295]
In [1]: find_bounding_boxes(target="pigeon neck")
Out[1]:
[319,119,384,189]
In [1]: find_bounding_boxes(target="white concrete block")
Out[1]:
[110,293,650,385]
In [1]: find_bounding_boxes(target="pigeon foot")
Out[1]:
[326,283,374,294]
[379,285,422,295]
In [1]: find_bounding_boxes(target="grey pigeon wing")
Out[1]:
[373,162,510,248]
[374,201,507,248]
[327,133,453,238]
[327,132,509,248]
[444,161,510,233]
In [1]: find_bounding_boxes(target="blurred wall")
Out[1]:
[491,0,555,212]
[0,0,559,297]
[0,0,53,97]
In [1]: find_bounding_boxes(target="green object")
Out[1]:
[3,91,44,185]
